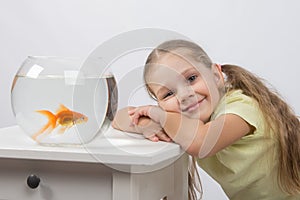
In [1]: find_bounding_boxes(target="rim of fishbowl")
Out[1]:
[27,55,83,60]
[19,56,114,79]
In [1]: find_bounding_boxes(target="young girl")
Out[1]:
[112,39,300,200]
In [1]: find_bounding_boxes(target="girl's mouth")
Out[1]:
[182,98,205,113]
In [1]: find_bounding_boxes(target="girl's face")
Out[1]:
[147,53,224,122]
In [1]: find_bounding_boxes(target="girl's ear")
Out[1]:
[211,63,224,87]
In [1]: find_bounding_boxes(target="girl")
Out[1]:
[112,39,300,200]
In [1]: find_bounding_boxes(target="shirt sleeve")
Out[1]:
[212,90,263,133]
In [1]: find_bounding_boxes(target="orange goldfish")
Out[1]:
[32,104,88,141]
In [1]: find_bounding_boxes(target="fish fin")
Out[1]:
[58,126,68,134]
[56,104,70,114]
[36,110,57,127]
[31,122,55,141]
[32,110,57,141]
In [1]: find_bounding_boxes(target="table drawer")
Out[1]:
[0,158,112,200]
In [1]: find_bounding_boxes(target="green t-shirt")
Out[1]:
[198,90,299,200]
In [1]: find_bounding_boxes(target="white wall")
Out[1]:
[1,0,300,199]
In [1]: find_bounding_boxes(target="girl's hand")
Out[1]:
[112,106,170,142]
[135,121,171,142]
[128,105,165,125]
[128,105,170,142]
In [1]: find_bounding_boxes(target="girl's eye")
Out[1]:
[163,91,174,99]
[187,75,197,82]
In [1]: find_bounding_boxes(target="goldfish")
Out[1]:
[32,104,88,141]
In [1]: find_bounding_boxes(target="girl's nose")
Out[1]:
[178,86,195,104]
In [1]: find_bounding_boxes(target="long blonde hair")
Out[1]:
[221,64,300,194]
[144,39,300,198]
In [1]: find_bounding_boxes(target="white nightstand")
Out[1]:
[0,126,188,200]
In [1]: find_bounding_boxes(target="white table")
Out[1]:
[0,126,188,200]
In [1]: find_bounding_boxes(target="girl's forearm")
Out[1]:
[112,107,135,132]
[129,106,206,155]
[159,112,206,156]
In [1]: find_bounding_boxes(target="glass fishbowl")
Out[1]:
[11,56,118,146]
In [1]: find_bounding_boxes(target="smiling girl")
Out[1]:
[112,40,300,200]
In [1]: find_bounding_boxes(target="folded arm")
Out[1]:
[112,107,171,142]
[130,106,252,158]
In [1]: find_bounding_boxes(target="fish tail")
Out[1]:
[32,110,57,141]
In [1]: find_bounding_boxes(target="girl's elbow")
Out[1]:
[185,141,212,159]
[185,142,202,158]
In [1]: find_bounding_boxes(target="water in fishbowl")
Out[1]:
[11,66,117,146]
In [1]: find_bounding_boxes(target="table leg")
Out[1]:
[112,154,188,200]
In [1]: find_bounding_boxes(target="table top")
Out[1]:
[0,126,183,170]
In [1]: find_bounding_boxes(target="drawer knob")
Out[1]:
[27,174,40,189]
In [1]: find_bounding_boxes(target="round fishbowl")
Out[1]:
[11,56,118,146]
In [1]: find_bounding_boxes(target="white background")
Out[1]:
[1,0,300,199]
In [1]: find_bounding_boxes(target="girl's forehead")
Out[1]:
[146,67,181,91]
[147,63,206,88]
[145,53,211,88]
[148,54,207,77]
[157,53,194,68]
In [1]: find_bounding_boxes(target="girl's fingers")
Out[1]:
[156,131,172,142]
[128,112,138,125]
[127,108,136,115]
[132,113,140,125]
[144,131,171,142]
[128,109,141,125]
[147,135,159,142]
[130,108,150,125]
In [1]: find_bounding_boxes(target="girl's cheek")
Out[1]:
[158,101,167,111]
[159,99,179,113]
